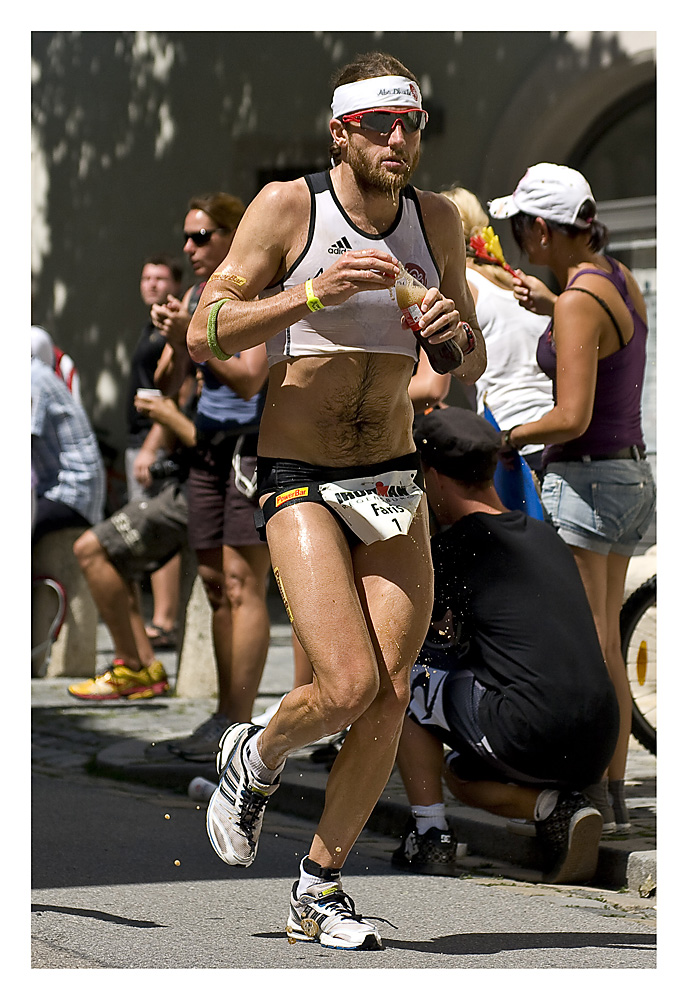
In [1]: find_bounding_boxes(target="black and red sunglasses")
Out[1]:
[340,108,428,135]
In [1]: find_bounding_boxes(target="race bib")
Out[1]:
[318,470,424,545]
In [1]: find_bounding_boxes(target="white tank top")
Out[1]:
[263,171,441,367]
[468,268,553,455]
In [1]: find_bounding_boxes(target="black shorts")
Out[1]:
[408,646,569,789]
[92,481,188,579]
[254,452,423,545]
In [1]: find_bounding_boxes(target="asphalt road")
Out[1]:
[30,765,657,974]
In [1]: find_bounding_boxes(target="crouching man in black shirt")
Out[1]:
[392,407,619,885]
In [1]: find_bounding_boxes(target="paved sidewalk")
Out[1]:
[32,584,657,895]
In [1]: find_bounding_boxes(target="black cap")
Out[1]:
[413,406,501,482]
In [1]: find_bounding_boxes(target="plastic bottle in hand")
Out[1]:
[395,266,466,374]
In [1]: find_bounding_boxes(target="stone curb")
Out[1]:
[94,737,656,893]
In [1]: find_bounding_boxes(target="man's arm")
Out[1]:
[132,420,170,491]
[187,180,402,363]
[133,394,197,449]
[408,351,451,413]
[203,344,269,402]
[153,288,194,395]
[418,191,487,384]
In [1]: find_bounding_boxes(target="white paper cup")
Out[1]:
[188,777,216,803]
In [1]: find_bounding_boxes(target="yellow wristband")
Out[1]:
[305,278,324,312]
[206,298,232,360]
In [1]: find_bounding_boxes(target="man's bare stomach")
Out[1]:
[258,353,417,467]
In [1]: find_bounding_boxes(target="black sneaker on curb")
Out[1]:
[391,818,465,876]
[169,712,234,762]
[205,723,280,867]
[143,712,233,762]
[285,879,383,950]
[535,791,603,885]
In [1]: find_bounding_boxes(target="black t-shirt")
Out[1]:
[126,323,168,445]
[429,511,618,781]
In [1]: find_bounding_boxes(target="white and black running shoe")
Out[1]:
[286,879,383,950]
[206,722,279,867]
[535,790,603,885]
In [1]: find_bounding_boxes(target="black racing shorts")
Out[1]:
[254,452,423,545]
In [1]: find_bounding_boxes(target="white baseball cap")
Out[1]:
[488,163,596,228]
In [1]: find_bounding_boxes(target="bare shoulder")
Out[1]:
[415,188,462,233]
[415,188,463,248]
[234,177,311,266]
[414,188,465,276]
[245,177,311,233]
[555,283,605,340]
[222,177,312,288]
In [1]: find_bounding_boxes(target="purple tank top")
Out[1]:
[536,257,647,463]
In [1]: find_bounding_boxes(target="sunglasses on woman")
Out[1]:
[183,228,224,247]
[340,108,428,135]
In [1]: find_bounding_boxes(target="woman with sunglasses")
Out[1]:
[151,192,272,765]
[186,51,484,950]
[488,164,656,833]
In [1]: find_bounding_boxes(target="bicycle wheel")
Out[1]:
[619,575,656,755]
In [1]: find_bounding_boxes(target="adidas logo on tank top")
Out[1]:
[328,237,352,254]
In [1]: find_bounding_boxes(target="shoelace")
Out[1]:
[238,787,271,843]
[318,889,365,923]
[315,890,398,930]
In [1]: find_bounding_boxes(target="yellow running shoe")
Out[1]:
[68,659,169,701]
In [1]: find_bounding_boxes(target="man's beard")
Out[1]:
[347,141,421,195]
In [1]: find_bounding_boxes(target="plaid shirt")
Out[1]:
[31,358,105,525]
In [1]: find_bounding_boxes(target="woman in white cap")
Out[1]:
[441,186,552,480]
[487,163,656,832]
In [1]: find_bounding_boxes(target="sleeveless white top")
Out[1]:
[263,171,441,367]
[468,268,553,455]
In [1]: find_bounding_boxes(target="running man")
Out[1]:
[187,51,485,950]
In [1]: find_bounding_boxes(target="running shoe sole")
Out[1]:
[285,919,382,950]
[543,806,603,885]
[285,906,382,950]
[67,682,168,701]
[390,855,462,877]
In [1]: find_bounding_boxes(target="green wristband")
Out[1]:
[206,298,232,360]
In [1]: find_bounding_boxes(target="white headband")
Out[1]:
[331,75,423,119]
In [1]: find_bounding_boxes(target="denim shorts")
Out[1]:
[541,458,656,557]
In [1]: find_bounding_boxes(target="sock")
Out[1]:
[244,732,283,785]
[411,803,448,835]
[534,789,560,822]
[608,779,630,824]
[296,855,342,897]
[608,779,625,803]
